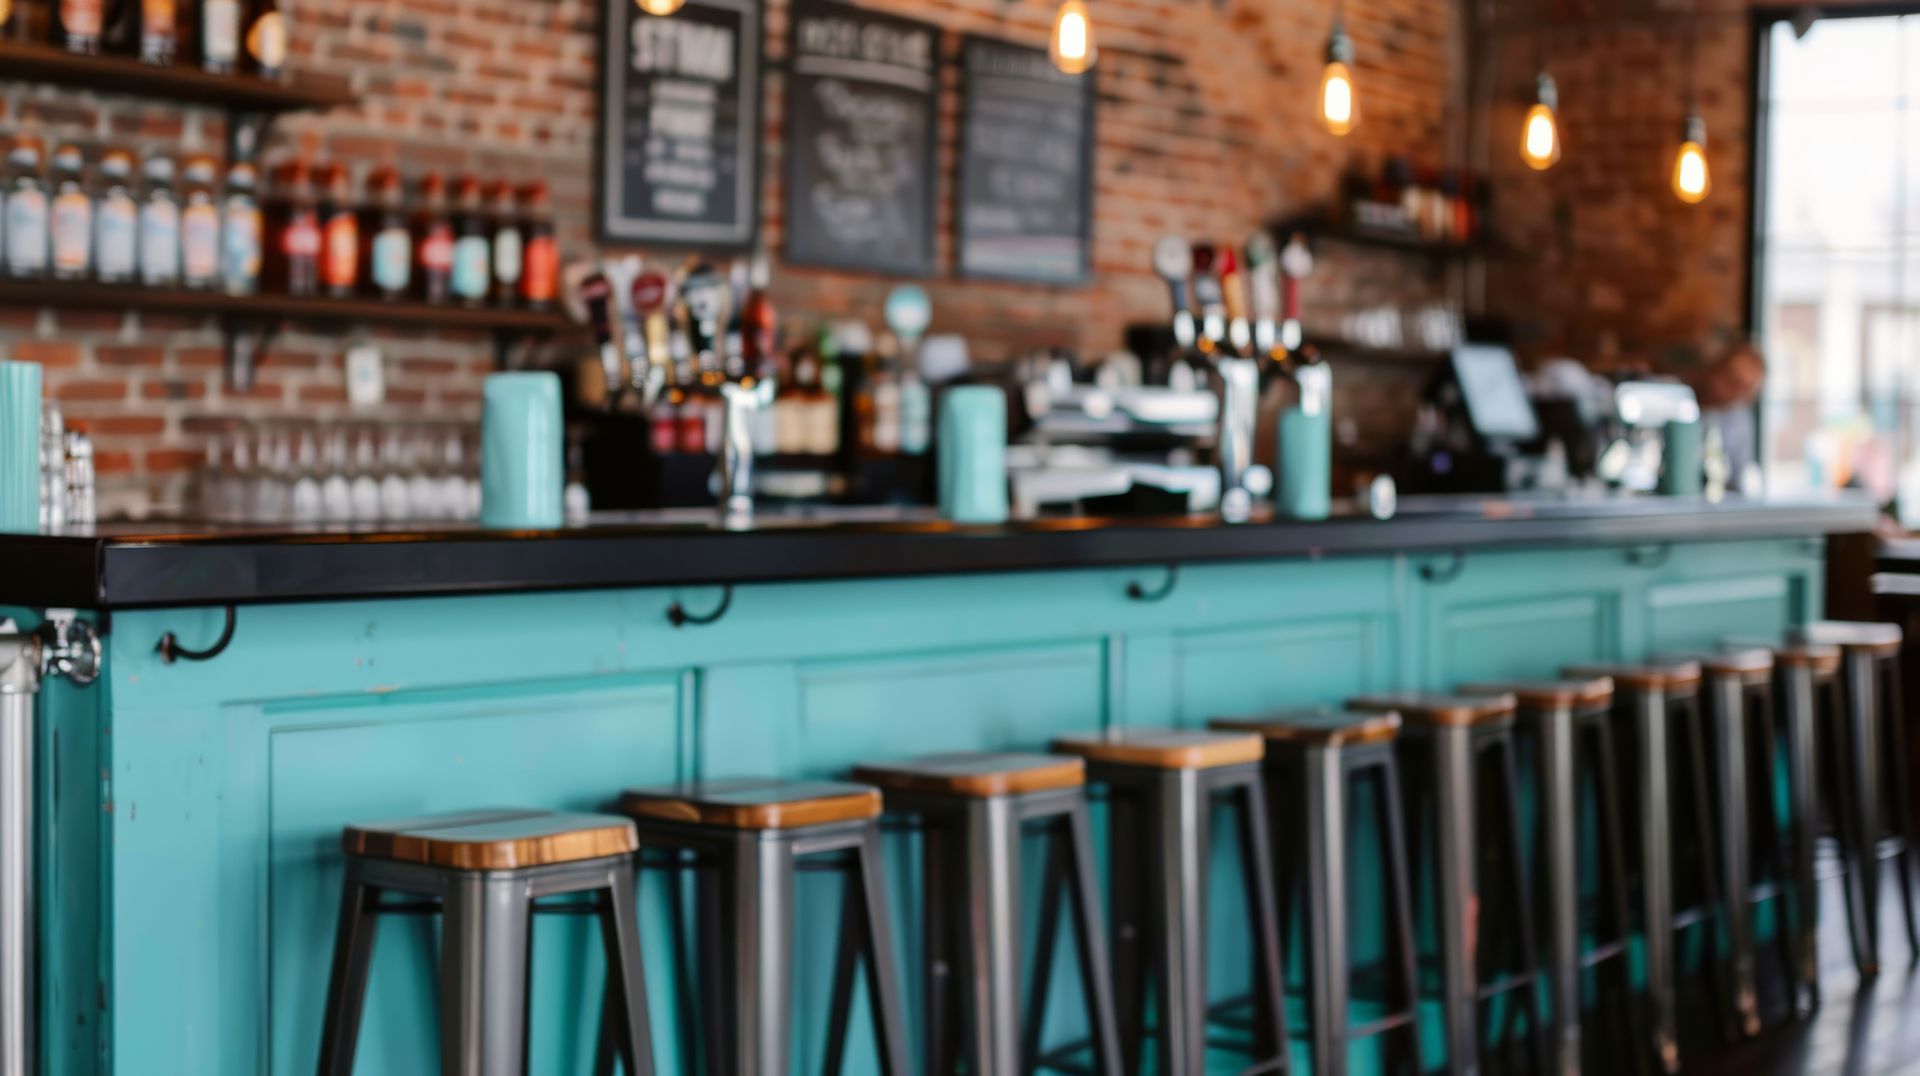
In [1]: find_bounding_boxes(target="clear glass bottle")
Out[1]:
[449,174,490,307]
[518,180,557,309]
[47,143,92,281]
[316,162,358,298]
[199,0,240,73]
[487,180,522,309]
[243,0,285,80]
[94,149,139,285]
[137,154,180,288]
[137,0,176,64]
[221,160,262,295]
[320,429,353,523]
[55,0,102,53]
[179,155,221,290]
[362,165,410,301]
[412,172,452,305]
[4,138,50,280]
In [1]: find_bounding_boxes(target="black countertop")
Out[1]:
[0,494,1877,610]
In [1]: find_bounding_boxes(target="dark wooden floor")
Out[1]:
[1691,882,1920,1075]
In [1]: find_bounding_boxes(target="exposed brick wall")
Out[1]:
[1477,0,1886,377]
[1,0,1457,517]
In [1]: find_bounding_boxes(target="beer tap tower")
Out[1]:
[0,613,101,1076]
[700,258,776,526]
[1158,236,1271,522]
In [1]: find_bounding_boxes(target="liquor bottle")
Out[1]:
[199,0,239,73]
[48,144,93,281]
[54,0,101,53]
[221,160,262,295]
[136,154,178,287]
[94,149,138,285]
[316,163,359,298]
[1,0,21,40]
[412,172,453,304]
[518,181,557,309]
[361,165,410,301]
[647,336,681,458]
[263,160,318,296]
[448,174,490,307]
[487,180,522,309]
[774,343,812,455]
[178,156,220,290]
[4,139,49,279]
[813,325,845,456]
[138,0,175,64]
[867,333,902,455]
[243,0,284,80]
[882,285,931,456]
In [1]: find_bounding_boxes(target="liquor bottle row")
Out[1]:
[1337,155,1488,245]
[191,422,590,526]
[2,0,288,79]
[0,138,561,309]
[571,256,935,464]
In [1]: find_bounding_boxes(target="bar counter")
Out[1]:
[0,492,1877,1074]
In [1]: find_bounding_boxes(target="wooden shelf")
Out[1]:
[1273,211,1508,261]
[0,278,578,335]
[1304,335,1450,364]
[0,39,355,112]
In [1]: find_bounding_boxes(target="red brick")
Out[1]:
[56,380,130,402]
[90,416,168,436]
[97,346,167,367]
[7,341,81,367]
[144,450,204,474]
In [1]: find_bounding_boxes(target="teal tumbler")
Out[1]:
[1660,417,1704,497]
[1275,365,1332,521]
[938,385,1009,524]
[0,361,42,534]
[480,371,565,530]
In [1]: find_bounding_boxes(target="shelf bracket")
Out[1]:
[222,316,276,393]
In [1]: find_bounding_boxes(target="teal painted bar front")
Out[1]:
[24,534,1826,1075]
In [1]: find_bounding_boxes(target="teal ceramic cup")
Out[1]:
[1661,417,1704,497]
[0,361,42,534]
[1275,365,1332,521]
[938,386,1009,524]
[480,372,565,529]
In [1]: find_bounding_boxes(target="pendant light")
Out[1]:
[1318,9,1358,136]
[636,0,685,15]
[1671,4,1710,203]
[1520,71,1561,170]
[1050,0,1096,75]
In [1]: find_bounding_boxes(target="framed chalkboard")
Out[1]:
[782,0,940,275]
[957,34,1096,284]
[596,0,763,251]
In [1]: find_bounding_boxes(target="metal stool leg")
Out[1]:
[1676,693,1734,1038]
[1147,768,1211,1075]
[855,824,911,1075]
[1535,703,1581,1076]
[1820,673,1876,978]
[1301,746,1350,1076]
[598,863,656,1076]
[1019,829,1066,1071]
[438,872,534,1076]
[1233,771,1291,1072]
[726,833,796,1076]
[922,823,958,1075]
[1780,662,1824,1011]
[1428,725,1480,1076]
[1587,707,1646,1075]
[1876,655,1920,958]
[1064,796,1127,1076]
[1706,673,1760,1036]
[960,796,1024,1076]
[1845,650,1886,974]
[1490,731,1549,1071]
[1108,790,1147,1075]
[1375,749,1424,1076]
[315,864,383,1076]
[1747,679,1802,1019]
[1629,687,1680,1074]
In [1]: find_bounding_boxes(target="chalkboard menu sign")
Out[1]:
[957,34,1096,284]
[596,0,762,250]
[783,0,940,275]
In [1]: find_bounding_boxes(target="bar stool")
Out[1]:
[1349,693,1546,1076]
[1791,620,1920,975]
[615,778,910,1076]
[1458,678,1635,1076]
[315,808,654,1076]
[848,752,1124,1076]
[1564,659,1718,1074]
[1764,641,1843,1012]
[1049,728,1291,1076]
[1211,710,1421,1076]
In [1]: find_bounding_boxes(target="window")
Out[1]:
[1755,12,1920,504]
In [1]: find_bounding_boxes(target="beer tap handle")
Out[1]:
[577,271,623,410]
[1245,233,1281,359]
[1152,236,1196,354]
[1189,243,1228,355]
[1218,245,1252,357]
[628,269,671,404]
[1279,233,1314,354]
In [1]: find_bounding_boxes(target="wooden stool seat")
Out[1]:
[1350,692,1517,728]
[1667,648,1775,686]
[1460,678,1614,713]
[1051,727,1264,770]
[1794,620,1904,657]
[1564,660,1702,693]
[1773,641,1842,677]
[851,752,1084,798]
[342,808,637,871]
[617,777,880,831]
[1210,708,1402,748]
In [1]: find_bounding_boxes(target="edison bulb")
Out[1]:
[1319,61,1357,135]
[1050,0,1096,75]
[1671,116,1710,204]
[1520,103,1560,170]
[635,0,685,14]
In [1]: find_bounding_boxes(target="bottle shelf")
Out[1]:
[1272,210,1507,261]
[0,38,356,113]
[0,277,578,335]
